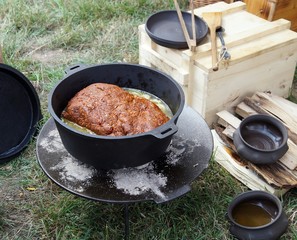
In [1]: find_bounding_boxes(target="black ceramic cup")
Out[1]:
[233,114,288,164]
[227,190,288,240]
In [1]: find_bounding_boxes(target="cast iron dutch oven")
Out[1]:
[48,63,185,170]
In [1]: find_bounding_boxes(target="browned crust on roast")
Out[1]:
[61,83,169,136]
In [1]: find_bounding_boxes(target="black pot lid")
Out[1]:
[145,10,208,49]
[0,63,42,163]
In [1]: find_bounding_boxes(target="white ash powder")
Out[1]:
[165,142,186,165]
[39,129,64,153]
[50,153,97,191]
[40,128,201,197]
[110,163,167,199]
[165,138,201,166]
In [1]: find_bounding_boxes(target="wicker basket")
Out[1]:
[190,0,233,8]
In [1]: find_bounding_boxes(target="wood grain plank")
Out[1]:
[235,102,257,118]
[247,92,297,144]
[216,110,241,129]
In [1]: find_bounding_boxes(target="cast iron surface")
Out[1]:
[0,64,42,163]
[36,106,213,204]
[145,10,208,49]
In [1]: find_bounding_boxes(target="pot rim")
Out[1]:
[237,114,288,153]
[227,190,283,229]
[48,63,185,140]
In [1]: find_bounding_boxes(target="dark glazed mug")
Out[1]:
[233,114,288,164]
[227,191,288,240]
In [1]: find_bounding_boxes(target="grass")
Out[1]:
[0,0,297,239]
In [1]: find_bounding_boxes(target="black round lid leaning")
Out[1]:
[0,63,42,163]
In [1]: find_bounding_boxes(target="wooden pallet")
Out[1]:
[212,91,297,196]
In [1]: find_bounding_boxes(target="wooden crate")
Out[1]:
[243,0,297,32]
[139,1,297,126]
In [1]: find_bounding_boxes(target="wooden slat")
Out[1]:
[247,92,297,144]
[139,45,189,86]
[279,139,297,170]
[216,110,241,129]
[248,162,297,188]
[194,1,246,17]
[235,102,257,118]
[192,18,292,61]
[250,92,297,128]
[222,125,236,139]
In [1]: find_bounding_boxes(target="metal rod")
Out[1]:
[124,204,130,240]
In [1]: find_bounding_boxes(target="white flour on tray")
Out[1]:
[49,153,97,192]
[40,129,202,198]
[109,162,167,199]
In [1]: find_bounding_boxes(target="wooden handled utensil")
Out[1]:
[174,0,196,52]
[202,12,222,71]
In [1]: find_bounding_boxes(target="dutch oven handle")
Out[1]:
[151,122,178,139]
[64,64,89,77]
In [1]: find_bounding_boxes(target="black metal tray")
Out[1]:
[36,106,213,204]
[145,10,208,49]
